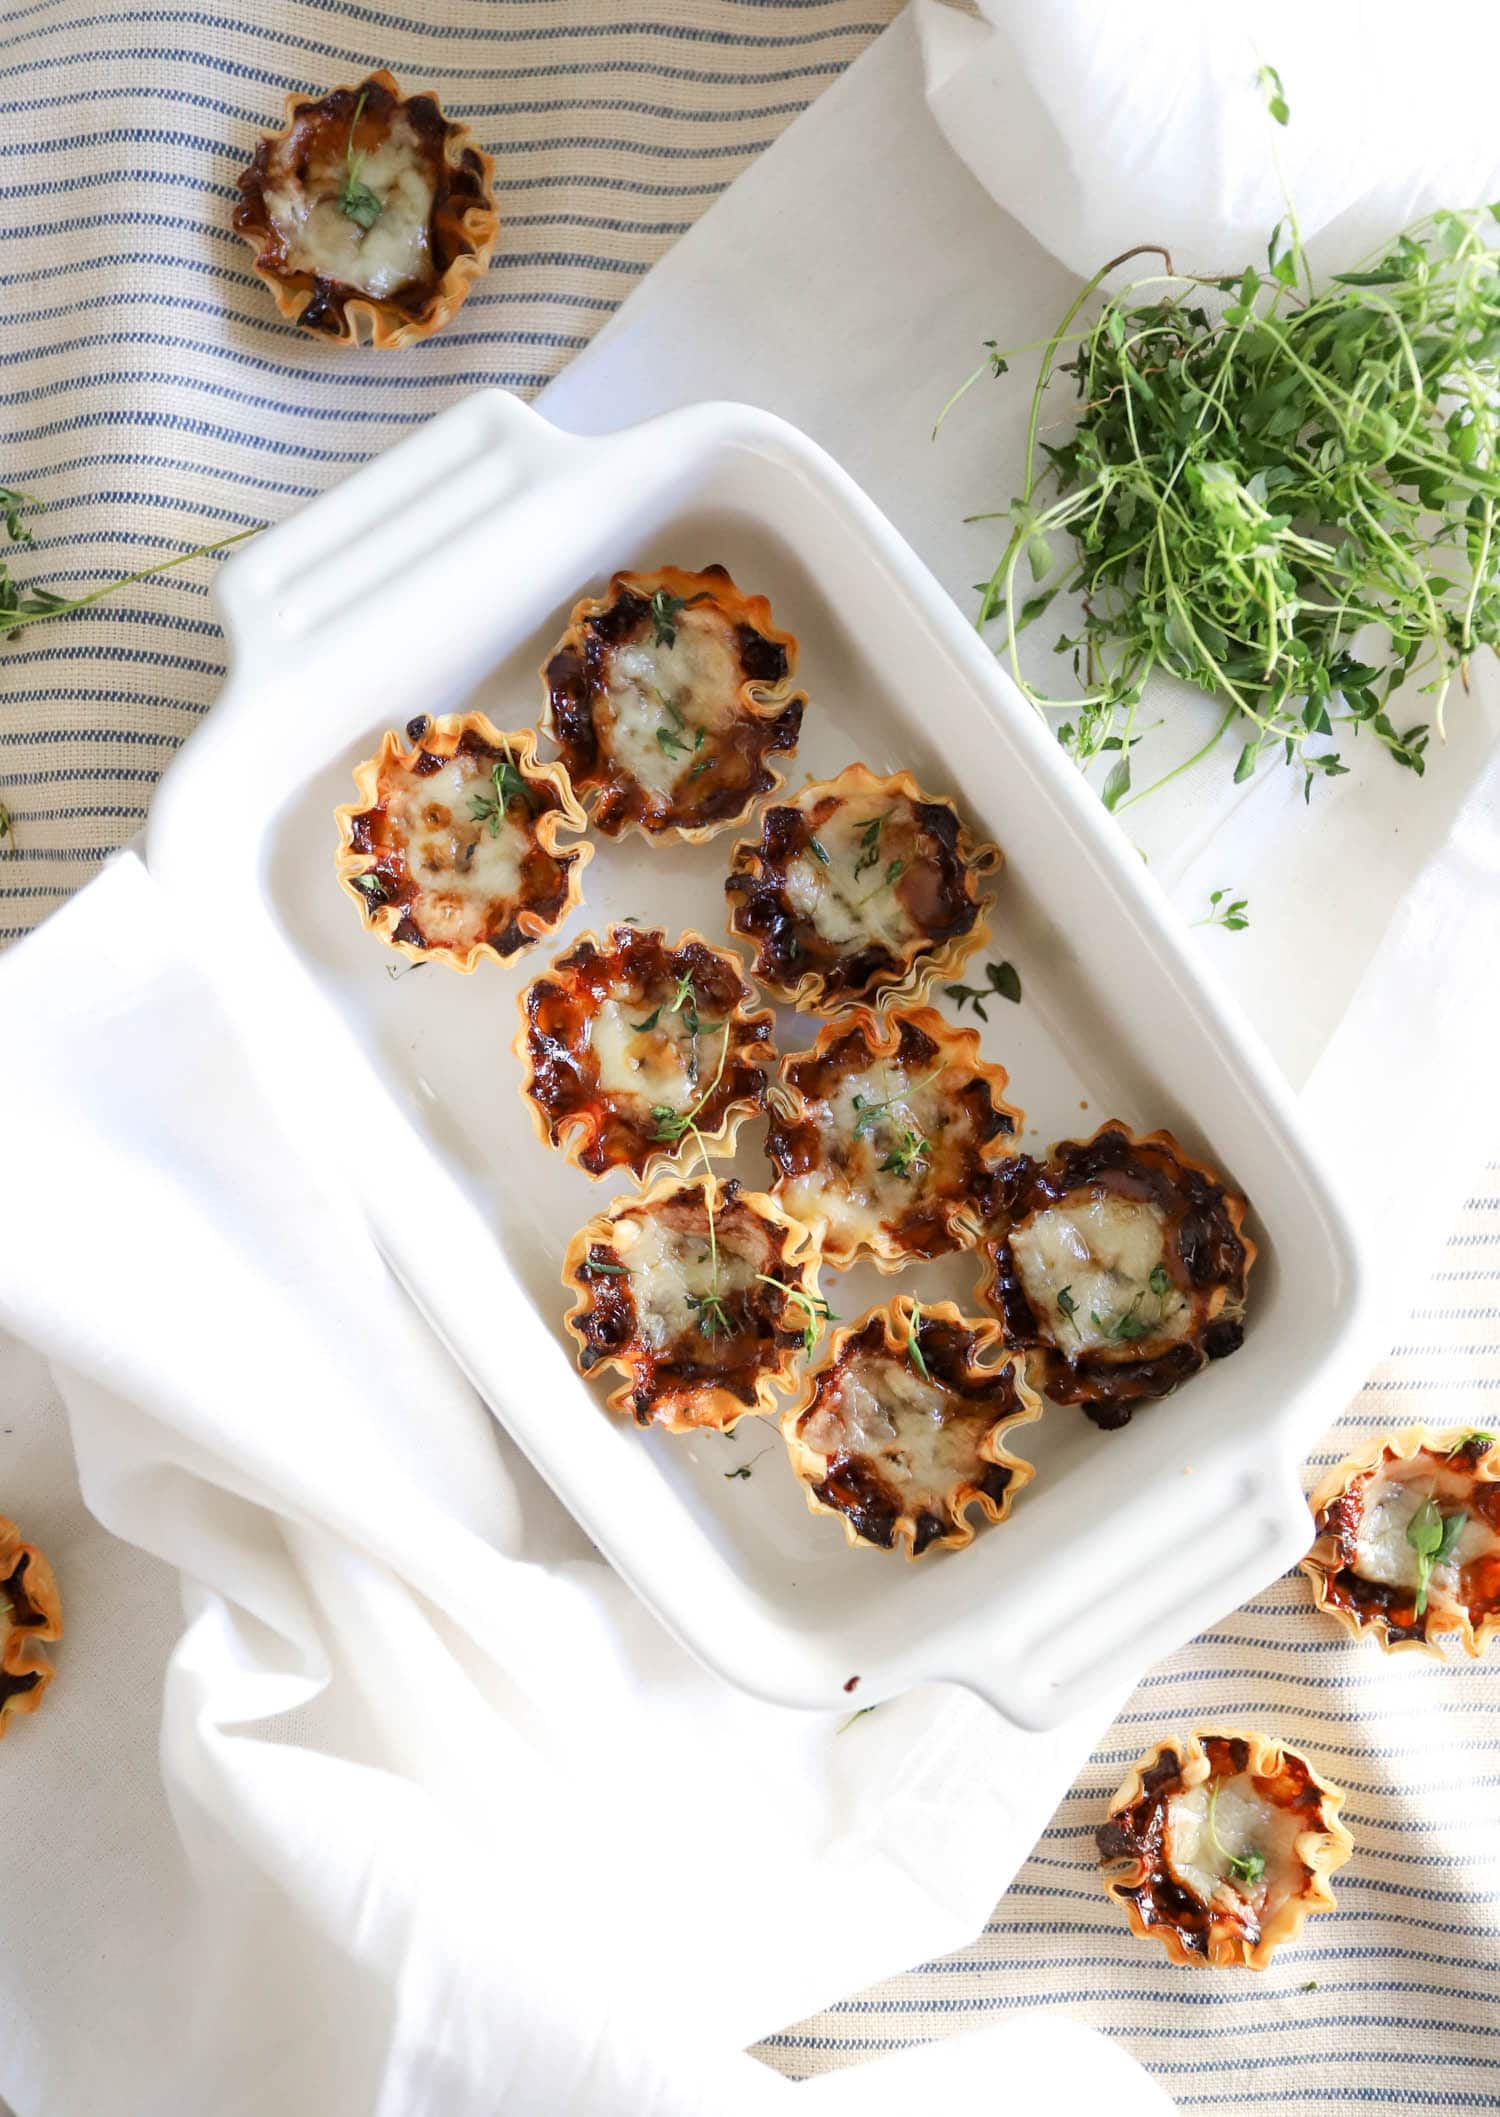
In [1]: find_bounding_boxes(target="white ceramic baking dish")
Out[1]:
[147,389,1375,1731]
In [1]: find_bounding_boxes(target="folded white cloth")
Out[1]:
[0,854,1168,2115]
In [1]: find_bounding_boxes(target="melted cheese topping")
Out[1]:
[1167,1775,1307,1918]
[1351,1457,1499,1610]
[382,753,529,951]
[778,1055,972,1253]
[599,610,743,800]
[802,1355,985,1500]
[1010,1191,1191,1353]
[781,798,922,954]
[588,997,729,1120]
[613,1207,767,1351]
[265,117,435,297]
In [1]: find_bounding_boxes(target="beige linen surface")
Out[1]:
[1,4,1497,2112]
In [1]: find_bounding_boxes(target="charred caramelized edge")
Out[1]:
[1311,1438,1500,1643]
[544,565,804,835]
[767,1009,1020,1262]
[569,1180,810,1426]
[348,724,579,957]
[983,1125,1251,1429]
[233,73,494,338]
[725,787,983,1003]
[521,927,774,1175]
[1097,1736,1328,1960]
[801,1307,1027,1551]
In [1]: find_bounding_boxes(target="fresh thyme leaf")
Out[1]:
[755,1274,836,1359]
[944,980,990,1023]
[0,802,13,856]
[582,1255,628,1278]
[1195,888,1251,932]
[1092,1290,1151,1341]
[987,960,1022,1004]
[656,724,692,760]
[724,1463,753,1480]
[1206,1781,1266,1890]
[1055,1285,1079,1334]
[1256,62,1290,127]
[808,835,831,865]
[0,525,260,645]
[0,486,37,546]
[468,749,535,833]
[631,1006,663,1033]
[652,1021,733,1142]
[852,812,891,881]
[351,870,390,904]
[1406,1495,1467,1617]
[905,1298,930,1381]
[336,88,384,229]
[850,1065,943,1144]
[647,586,711,648]
[689,1290,735,1339]
[686,755,714,782]
[1454,1430,1494,1451]
[1148,1264,1170,1297]
[878,1127,931,1180]
[836,1704,879,1733]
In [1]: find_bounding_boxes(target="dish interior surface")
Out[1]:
[152,397,1364,1726]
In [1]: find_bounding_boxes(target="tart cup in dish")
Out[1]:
[723,763,1000,1015]
[765,1005,1022,1272]
[541,563,806,840]
[335,712,590,972]
[232,70,498,347]
[1097,1729,1353,1969]
[780,1297,1041,1558]
[561,1175,823,1432]
[978,1121,1255,1430]
[1302,1426,1500,1657]
[516,924,777,1183]
[0,1518,62,1738]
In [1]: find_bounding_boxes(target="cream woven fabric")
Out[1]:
[3,6,1497,2113]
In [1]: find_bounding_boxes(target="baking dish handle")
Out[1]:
[212,389,582,664]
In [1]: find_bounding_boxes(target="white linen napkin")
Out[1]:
[0,851,1167,2116]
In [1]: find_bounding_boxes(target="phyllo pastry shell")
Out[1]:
[0,1518,62,1738]
[1302,1426,1500,1657]
[562,1175,823,1431]
[780,1298,1040,1557]
[724,763,1000,1015]
[335,712,590,972]
[542,564,805,840]
[233,70,498,347]
[978,1122,1254,1429]
[1097,1730,1353,1969]
[765,1006,1022,1272]
[517,925,776,1182]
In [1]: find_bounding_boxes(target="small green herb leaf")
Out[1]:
[631,1007,663,1033]
[1406,1495,1467,1617]
[905,1298,930,1381]
[647,586,711,648]
[336,89,384,230]
[808,834,831,865]
[351,870,389,904]
[1148,1265,1170,1296]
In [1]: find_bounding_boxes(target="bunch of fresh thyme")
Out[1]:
[943,76,1500,810]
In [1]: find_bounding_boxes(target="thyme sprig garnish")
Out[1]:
[1206,1781,1266,1890]
[0,803,13,857]
[0,488,260,644]
[904,1298,930,1381]
[850,1065,944,1143]
[1194,888,1251,932]
[879,1127,931,1180]
[755,1275,836,1359]
[1055,1285,1079,1336]
[648,586,711,648]
[652,1019,732,1143]
[1,487,36,546]
[945,959,1022,1019]
[942,72,1500,809]
[336,88,384,230]
[468,744,535,833]
[1406,1494,1467,1617]
[852,812,893,882]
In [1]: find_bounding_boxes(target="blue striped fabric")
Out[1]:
[757,1171,1500,2110]
[0,0,898,940]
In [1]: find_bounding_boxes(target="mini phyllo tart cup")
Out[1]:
[1302,1426,1500,1657]
[978,1122,1255,1430]
[335,712,590,972]
[1097,1730,1353,1970]
[765,1006,1023,1273]
[233,70,498,347]
[562,1175,823,1432]
[541,563,806,841]
[724,763,1000,1015]
[517,924,776,1184]
[0,1518,62,1739]
[780,1297,1040,1558]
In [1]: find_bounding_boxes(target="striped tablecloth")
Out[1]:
[3,6,1496,2112]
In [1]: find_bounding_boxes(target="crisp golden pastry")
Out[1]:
[1098,1730,1353,1969]
[724,763,999,1015]
[233,70,498,345]
[562,1175,823,1431]
[978,1122,1254,1428]
[780,1297,1040,1557]
[335,712,590,971]
[517,925,776,1182]
[542,564,805,839]
[1303,1427,1500,1657]
[0,1518,61,1738]
[765,1006,1021,1271]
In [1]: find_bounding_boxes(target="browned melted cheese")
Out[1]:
[233,72,493,339]
[343,717,584,961]
[980,1124,1253,1429]
[766,1008,1021,1268]
[1098,1734,1345,1969]
[519,926,776,1178]
[564,1179,818,1430]
[785,1303,1036,1556]
[724,771,993,1010]
[1308,1433,1500,1649]
[0,1518,62,1733]
[544,564,805,836]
